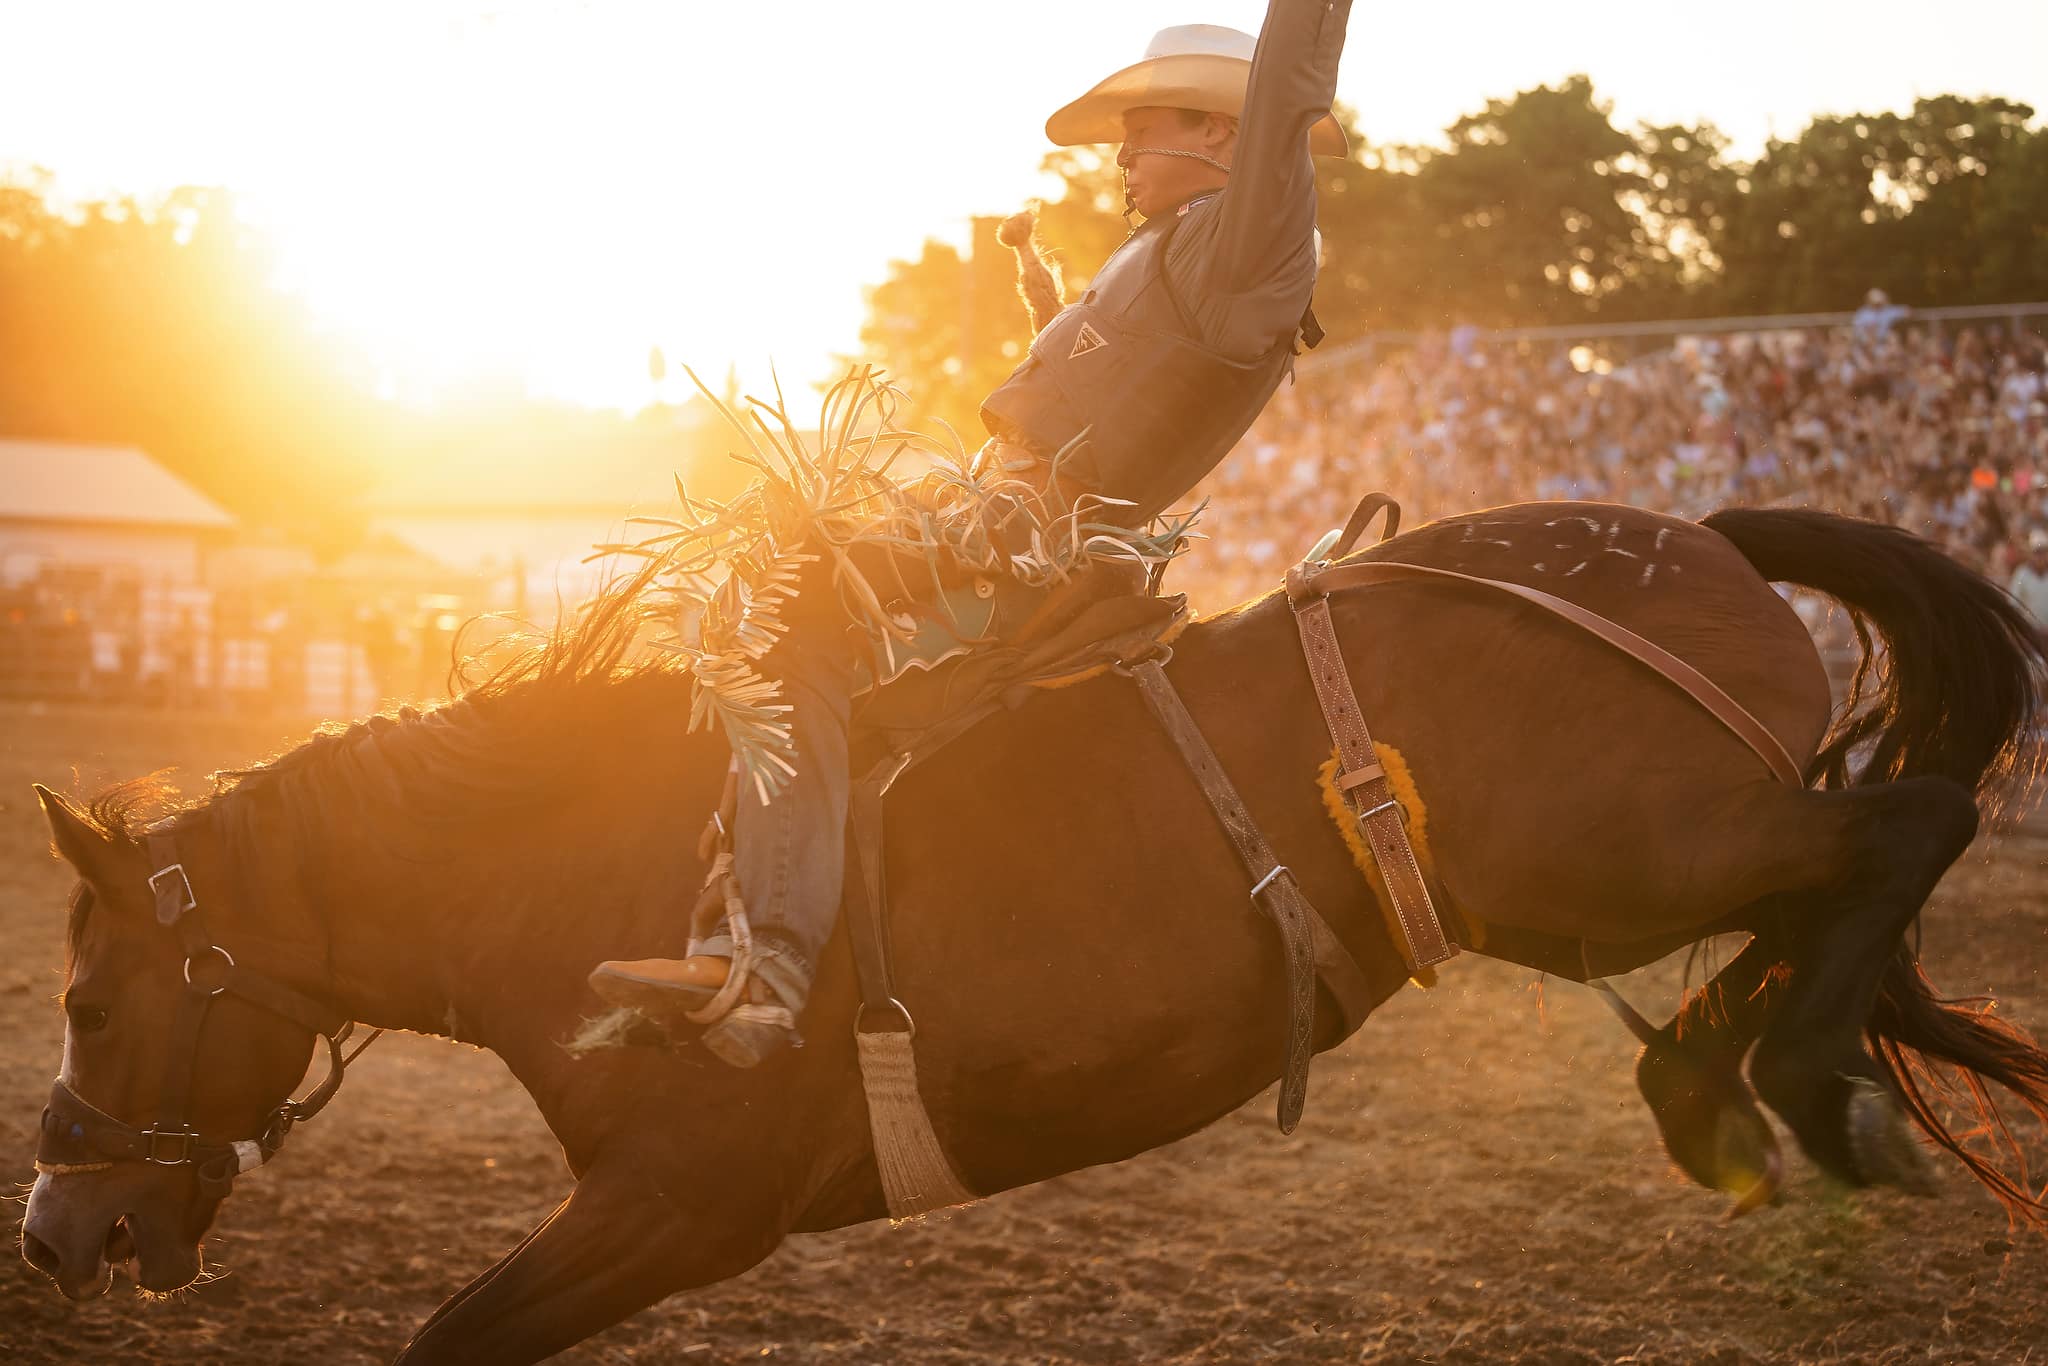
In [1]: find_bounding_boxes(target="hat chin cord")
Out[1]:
[1120,147,1232,220]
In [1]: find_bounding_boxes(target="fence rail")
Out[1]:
[1308,300,2048,371]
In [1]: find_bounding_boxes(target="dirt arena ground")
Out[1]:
[3,701,2045,1365]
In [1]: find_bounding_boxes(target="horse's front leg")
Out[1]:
[390,1148,790,1366]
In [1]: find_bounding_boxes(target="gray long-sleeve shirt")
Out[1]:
[1159,0,1351,361]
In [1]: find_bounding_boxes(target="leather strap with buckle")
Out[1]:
[1128,658,1377,1134]
[1284,581,1459,971]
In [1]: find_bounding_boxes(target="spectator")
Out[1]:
[1179,315,2048,609]
[2009,530,2048,636]
[1853,288,1908,344]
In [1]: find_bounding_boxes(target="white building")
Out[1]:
[0,439,236,587]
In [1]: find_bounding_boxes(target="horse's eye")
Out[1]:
[68,1004,109,1034]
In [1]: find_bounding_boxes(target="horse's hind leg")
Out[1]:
[1747,776,1980,1192]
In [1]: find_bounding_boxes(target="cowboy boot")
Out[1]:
[587,936,809,1069]
[587,955,732,1017]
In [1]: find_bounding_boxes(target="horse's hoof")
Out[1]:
[1638,1039,1781,1203]
[1715,1102,1783,1217]
[1845,1075,1938,1195]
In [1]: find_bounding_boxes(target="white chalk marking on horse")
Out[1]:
[1655,527,1674,550]
[1462,524,1516,550]
[1546,515,1603,535]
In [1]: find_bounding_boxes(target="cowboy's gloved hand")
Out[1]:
[982,492,1041,569]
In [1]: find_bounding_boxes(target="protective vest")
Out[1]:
[980,202,1321,525]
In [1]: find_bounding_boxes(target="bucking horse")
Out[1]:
[20,498,2048,1364]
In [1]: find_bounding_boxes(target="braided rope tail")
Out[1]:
[998,210,1065,335]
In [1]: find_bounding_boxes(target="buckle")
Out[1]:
[142,1127,198,1165]
[1111,642,1174,676]
[1250,864,1293,901]
[148,863,197,925]
[259,1106,298,1151]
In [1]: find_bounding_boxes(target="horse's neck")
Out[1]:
[303,802,700,1048]
[296,726,722,1054]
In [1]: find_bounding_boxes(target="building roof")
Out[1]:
[0,439,236,530]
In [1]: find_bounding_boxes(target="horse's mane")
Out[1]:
[53,560,698,974]
[78,556,690,860]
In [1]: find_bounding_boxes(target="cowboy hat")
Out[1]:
[1046,24,1349,158]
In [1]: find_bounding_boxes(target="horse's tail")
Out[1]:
[1703,505,2048,1227]
[1701,506,2043,809]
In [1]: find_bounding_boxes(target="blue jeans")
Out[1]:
[729,640,854,992]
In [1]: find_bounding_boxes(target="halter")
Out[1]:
[35,831,380,1201]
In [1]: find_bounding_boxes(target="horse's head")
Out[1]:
[21,786,326,1300]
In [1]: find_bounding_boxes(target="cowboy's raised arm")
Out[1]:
[1209,0,1353,290]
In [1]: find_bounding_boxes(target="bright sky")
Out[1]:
[4,0,2042,410]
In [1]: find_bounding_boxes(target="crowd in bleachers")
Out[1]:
[1183,314,2048,613]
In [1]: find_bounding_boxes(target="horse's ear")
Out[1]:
[35,784,114,881]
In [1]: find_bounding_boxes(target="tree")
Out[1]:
[1409,76,1656,324]
[1627,121,1743,315]
[854,216,1046,445]
[0,176,730,555]
[859,79,2041,383]
[0,180,382,541]
[1715,96,2043,314]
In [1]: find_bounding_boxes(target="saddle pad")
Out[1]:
[855,591,1188,742]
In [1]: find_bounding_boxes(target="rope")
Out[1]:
[855,1029,978,1220]
[1119,146,1233,175]
[1119,146,1231,220]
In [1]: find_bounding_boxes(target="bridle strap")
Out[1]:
[152,982,214,1146]
[219,966,350,1039]
[39,830,373,1194]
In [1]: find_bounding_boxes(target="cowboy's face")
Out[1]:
[1118,106,1235,219]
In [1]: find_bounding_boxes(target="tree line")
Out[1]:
[0,177,721,550]
[0,178,380,542]
[2,79,2040,535]
[857,79,2047,438]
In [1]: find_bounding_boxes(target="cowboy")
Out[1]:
[589,0,1355,1065]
